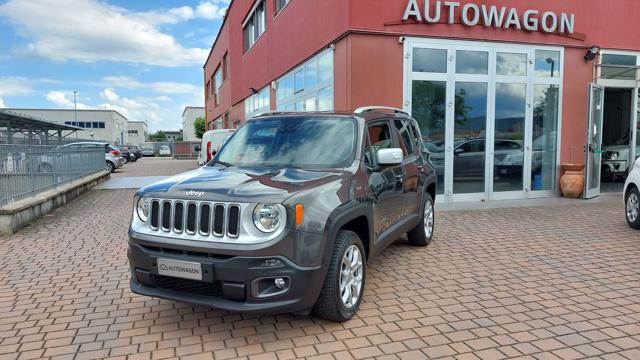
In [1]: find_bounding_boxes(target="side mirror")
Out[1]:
[454,148,464,155]
[195,146,201,152]
[377,148,403,165]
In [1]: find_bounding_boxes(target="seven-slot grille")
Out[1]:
[149,200,240,238]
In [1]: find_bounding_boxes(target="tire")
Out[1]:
[313,230,366,322]
[106,161,116,173]
[407,193,435,246]
[626,187,640,229]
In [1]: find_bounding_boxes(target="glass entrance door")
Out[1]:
[405,39,563,202]
[585,83,605,198]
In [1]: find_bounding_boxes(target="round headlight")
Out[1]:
[253,203,281,233]
[137,197,150,222]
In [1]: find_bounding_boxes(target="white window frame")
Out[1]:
[276,49,334,112]
[245,86,271,119]
[214,66,223,105]
[275,0,291,16]
[243,0,266,53]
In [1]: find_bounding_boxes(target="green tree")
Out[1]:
[148,130,167,142]
[194,117,206,139]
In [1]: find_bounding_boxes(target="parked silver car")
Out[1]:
[62,142,124,173]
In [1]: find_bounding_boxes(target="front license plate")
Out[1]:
[157,258,203,281]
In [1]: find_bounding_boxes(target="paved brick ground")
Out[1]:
[1,188,639,360]
[112,158,197,177]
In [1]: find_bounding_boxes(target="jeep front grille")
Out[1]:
[149,199,241,239]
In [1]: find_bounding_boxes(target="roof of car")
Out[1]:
[252,109,412,123]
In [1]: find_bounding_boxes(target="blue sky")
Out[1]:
[0,0,229,131]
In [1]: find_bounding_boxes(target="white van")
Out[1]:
[197,129,235,166]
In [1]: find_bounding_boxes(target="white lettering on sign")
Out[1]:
[402,0,575,34]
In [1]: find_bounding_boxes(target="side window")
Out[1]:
[366,122,393,167]
[394,119,415,156]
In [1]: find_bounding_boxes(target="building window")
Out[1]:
[128,130,139,136]
[600,53,638,80]
[276,49,333,112]
[243,0,266,53]
[245,86,271,119]
[222,53,229,80]
[275,0,290,15]
[214,66,222,105]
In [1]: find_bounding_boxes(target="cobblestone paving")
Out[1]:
[1,189,639,360]
[112,158,197,177]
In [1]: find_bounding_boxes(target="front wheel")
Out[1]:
[313,230,365,322]
[626,187,640,229]
[407,193,435,246]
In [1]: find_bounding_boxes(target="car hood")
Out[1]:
[138,166,350,203]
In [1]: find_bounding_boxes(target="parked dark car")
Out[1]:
[128,107,437,322]
[118,146,133,163]
[127,145,143,161]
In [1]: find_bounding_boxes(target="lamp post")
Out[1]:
[545,58,555,77]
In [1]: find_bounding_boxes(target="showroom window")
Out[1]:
[245,86,270,119]
[600,53,638,80]
[243,1,266,53]
[276,49,333,112]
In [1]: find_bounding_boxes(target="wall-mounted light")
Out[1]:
[584,46,600,62]
[250,87,259,94]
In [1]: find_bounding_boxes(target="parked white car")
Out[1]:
[158,145,171,157]
[62,142,124,173]
[197,129,235,166]
[602,129,640,178]
[624,157,640,229]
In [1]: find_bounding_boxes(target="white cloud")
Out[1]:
[0,98,5,108]
[98,88,190,131]
[102,76,201,97]
[45,91,89,109]
[0,0,228,66]
[0,77,34,97]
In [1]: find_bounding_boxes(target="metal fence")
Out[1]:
[0,144,105,206]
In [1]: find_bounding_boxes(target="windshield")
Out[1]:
[214,116,357,168]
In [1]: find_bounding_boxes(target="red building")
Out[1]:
[204,0,640,202]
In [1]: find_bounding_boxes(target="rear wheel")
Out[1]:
[106,161,115,173]
[313,230,365,322]
[407,193,434,246]
[626,187,640,229]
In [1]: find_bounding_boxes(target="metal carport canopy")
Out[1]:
[0,109,82,142]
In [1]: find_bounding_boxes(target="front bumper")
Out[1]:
[127,231,327,314]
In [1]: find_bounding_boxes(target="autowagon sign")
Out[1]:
[402,0,575,34]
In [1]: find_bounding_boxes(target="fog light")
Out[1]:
[274,278,286,289]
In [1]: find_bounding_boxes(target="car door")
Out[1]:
[394,119,421,216]
[365,120,405,242]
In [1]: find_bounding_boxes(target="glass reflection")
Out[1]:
[456,50,488,75]
[453,82,487,194]
[601,54,637,80]
[497,53,527,76]
[532,85,559,190]
[412,80,446,194]
[494,83,526,192]
[535,50,560,78]
[413,48,447,73]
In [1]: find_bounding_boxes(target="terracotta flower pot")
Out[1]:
[560,163,585,198]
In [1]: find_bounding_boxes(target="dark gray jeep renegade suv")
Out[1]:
[128,107,437,321]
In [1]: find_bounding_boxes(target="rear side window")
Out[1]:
[394,120,415,156]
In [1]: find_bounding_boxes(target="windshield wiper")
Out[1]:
[210,160,233,167]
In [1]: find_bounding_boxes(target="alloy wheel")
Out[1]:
[424,199,434,238]
[339,245,363,309]
[627,192,639,223]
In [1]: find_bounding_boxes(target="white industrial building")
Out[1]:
[127,121,148,145]
[5,108,129,145]
[181,106,204,142]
